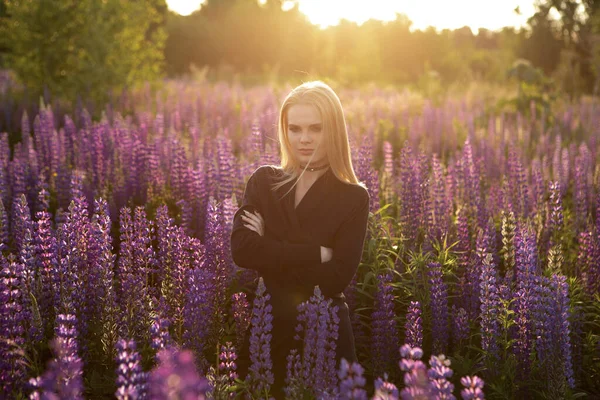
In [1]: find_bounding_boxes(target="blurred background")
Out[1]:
[0,0,599,119]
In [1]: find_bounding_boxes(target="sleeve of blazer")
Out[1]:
[230,166,322,274]
[289,187,370,297]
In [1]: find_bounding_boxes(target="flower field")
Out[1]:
[0,81,599,399]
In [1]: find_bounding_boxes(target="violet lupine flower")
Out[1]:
[246,277,274,395]
[552,274,575,388]
[217,133,236,202]
[231,292,251,350]
[118,207,146,337]
[0,254,27,396]
[338,358,367,400]
[399,344,430,399]
[29,314,84,400]
[115,338,148,400]
[513,227,539,379]
[204,198,234,306]
[372,373,399,400]
[176,198,193,236]
[148,347,211,400]
[451,306,469,347]
[574,144,591,230]
[460,376,485,400]
[430,153,450,239]
[371,271,399,377]
[218,341,238,390]
[476,231,501,363]
[90,199,119,364]
[292,285,340,398]
[547,181,563,248]
[12,193,32,258]
[500,210,516,284]
[183,263,214,367]
[150,312,173,355]
[429,262,449,355]
[428,354,455,400]
[405,301,423,349]
[57,193,91,349]
[0,199,8,252]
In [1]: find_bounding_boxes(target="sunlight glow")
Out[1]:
[166,0,536,32]
[166,0,204,16]
[292,0,536,31]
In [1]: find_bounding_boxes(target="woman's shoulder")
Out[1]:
[250,164,284,181]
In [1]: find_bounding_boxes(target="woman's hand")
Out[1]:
[242,210,264,237]
[320,246,333,263]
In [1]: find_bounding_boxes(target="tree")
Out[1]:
[0,0,167,106]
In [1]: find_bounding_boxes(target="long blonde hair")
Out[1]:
[270,80,363,197]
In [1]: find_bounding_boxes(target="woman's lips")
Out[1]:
[299,149,313,154]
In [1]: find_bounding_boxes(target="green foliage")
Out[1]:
[0,0,166,106]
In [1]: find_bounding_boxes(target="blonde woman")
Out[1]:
[230,80,370,399]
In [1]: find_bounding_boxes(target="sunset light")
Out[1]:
[166,0,536,31]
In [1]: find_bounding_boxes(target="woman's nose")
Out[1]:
[300,130,311,143]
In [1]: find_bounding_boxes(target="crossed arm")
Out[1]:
[230,168,370,297]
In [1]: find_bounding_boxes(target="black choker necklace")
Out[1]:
[300,163,330,172]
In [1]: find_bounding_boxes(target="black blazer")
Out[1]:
[230,165,370,319]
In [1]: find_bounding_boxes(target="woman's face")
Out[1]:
[286,103,329,166]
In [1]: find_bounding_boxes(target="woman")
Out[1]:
[230,80,370,399]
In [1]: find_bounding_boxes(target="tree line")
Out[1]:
[0,0,599,107]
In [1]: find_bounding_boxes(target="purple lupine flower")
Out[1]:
[148,347,211,400]
[29,314,84,400]
[552,274,575,388]
[428,354,455,400]
[231,292,251,351]
[291,285,340,398]
[90,199,119,364]
[372,373,399,400]
[371,271,399,377]
[430,153,450,239]
[500,210,516,285]
[405,301,423,349]
[574,144,591,230]
[0,199,8,252]
[16,195,41,345]
[460,376,485,399]
[246,277,274,395]
[398,142,417,244]
[150,311,173,356]
[57,192,91,350]
[338,358,367,400]
[429,262,449,355]
[218,341,238,392]
[547,181,563,248]
[182,253,214,369]
[12,193,31,258]
[451,306,469,348]
[513,227,539,379]
[0,254,27,396]
[117,207,148,339]
[176,198,193,236]
[203,198,234,308]
[399,344,430,399]
[217,132,236,202]
[506,146,529,218]
[115,338,148,400]
[156,205,188,334]
[476,229,501,363]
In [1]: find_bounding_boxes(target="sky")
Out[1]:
[165,0,538,32]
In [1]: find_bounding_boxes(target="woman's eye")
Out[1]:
[310,126,322,133]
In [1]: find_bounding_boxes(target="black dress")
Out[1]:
[230,165,370,399]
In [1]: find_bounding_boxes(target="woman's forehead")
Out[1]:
[287,103,322,124]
